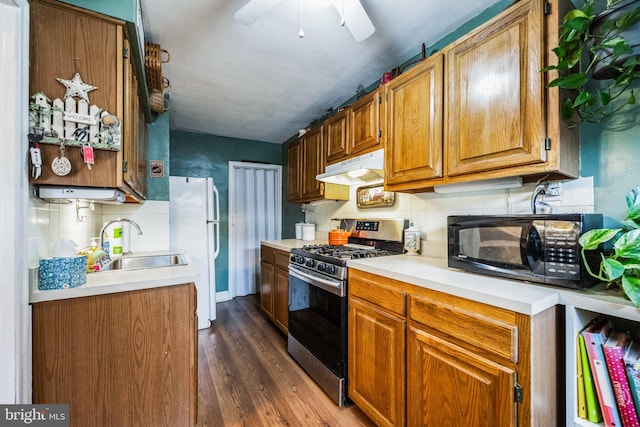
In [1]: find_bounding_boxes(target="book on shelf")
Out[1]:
[580,332,603,423]
[582,316,623,427]
[578,335,588,419]
[624,341,640,420]
[603,331,640,427]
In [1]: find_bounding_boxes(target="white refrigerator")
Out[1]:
[169,176,220,329]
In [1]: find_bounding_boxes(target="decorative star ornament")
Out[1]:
[56,72,98,103]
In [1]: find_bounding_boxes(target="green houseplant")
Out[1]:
[579,186,640,306]
[543,0,640,126]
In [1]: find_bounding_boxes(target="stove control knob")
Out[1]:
[326,265,336,275]
[293,256,305,264]
[317,263,326,272]
[305,259,316,268]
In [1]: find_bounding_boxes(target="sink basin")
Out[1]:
[100,254,187,271]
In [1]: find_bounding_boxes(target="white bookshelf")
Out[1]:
[562,287,640,427]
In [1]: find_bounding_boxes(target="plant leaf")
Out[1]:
[603,258,626,280]
[626,186,640,209]
[561,98,577,120]
[613,229,640,260]
[621,275,640,306]
[598,90,612,106]
[579,228,621,249]
[553,73,589,89]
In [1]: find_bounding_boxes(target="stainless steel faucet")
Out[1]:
[100,218,143,254]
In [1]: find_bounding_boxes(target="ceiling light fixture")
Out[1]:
[298,0,305,38]
[233,0,375,42]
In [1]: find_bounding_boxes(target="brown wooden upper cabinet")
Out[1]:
[385,53,444,187]
[325,109,350,164]
[384,0,579,193]
[350,89,383,156]
[29,0,147,201]
[286,139,303,201]
[287,125,330,203]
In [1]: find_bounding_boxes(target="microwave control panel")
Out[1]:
[540,220,581,278]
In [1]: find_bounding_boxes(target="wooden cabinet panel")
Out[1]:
[32,284,197,427]
[274,266,289,333]
[260,245,289,334]
[349,269,406,316]
[407,325,517,427]
[325,109,350,164]
[385,54,444,188]
[410,292,518,364]
[348,296,405,427]
[29,0,147,200]
[286,140,302,201]
[301,125,325,200]
[445,0,545,176]
[260,261,275,320]
[350,91,381,155]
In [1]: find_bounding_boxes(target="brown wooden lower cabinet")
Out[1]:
[260,245,289,334]
[32,283,197,427]
[348,269,558,427]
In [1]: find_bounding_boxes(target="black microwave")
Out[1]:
[447,214,603,289]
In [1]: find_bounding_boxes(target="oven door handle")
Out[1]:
[289,265,345,297]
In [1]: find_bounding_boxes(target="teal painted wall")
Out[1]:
[57,0,137,23]
[170,130,284,293]
[146,111,170,201]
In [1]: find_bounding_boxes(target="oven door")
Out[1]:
[288,264,347,378]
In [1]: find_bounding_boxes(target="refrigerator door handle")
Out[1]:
[211,185,220,259]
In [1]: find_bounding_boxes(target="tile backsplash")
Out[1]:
[304,177,595,258]
[28,192,170,267]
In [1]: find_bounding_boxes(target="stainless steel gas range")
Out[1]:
[287,218,408,406]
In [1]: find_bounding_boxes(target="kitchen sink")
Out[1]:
[100,254,187,271]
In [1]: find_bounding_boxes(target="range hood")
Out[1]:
[36,186,126,204]
[316,149,384,186]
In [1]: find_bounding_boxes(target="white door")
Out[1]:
[228,162,282,297]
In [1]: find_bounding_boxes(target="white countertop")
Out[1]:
[262,239,640,320]
[30,251,200,304]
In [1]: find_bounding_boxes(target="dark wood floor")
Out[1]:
[196,294,375,427]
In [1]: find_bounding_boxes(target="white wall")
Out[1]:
[28,199,171,265]
[1,0,30,404]
[305,177,595,257]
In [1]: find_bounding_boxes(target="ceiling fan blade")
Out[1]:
[332,0,375,42]
[234,0,284,25]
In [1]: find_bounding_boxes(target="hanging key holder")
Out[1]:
[51,139,72,176]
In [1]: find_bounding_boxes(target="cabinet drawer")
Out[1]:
[273,250,290,269]
[260,246,274,264]
[349,270,406,316]
[409,292,518,363]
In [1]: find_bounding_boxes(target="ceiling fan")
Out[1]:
[233,0,375,42]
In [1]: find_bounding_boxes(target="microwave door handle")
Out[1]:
[525,222,545,271]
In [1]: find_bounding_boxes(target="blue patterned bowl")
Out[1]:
[39,256,87,290]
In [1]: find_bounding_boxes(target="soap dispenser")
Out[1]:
[404,223,421,256]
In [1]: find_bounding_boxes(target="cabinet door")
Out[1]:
[325,109,350,164]
[385,54,444,188]
[445,0,545,177]
[286,140,303,201]
[407,325,517,427]
[123,45,140,195]
[348,296,405,427]
[301,126,325,200]
[260,261,274,320]
[273,266,289,334]
[350,91,381,155]
[29,0,123,188]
